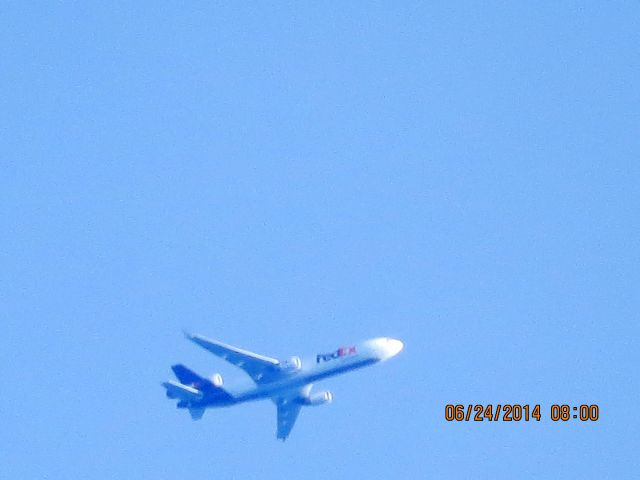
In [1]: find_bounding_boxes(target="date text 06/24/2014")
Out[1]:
[444,404,599,422]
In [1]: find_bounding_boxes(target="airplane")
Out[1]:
[162,333,404,440]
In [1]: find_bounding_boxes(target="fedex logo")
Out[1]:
[316,346,357,363]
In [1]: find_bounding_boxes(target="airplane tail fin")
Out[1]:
[171,364,207,386]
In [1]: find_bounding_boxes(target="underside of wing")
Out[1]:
[276,399,302,441]
[185,332,281,384]
[274,384,311,441]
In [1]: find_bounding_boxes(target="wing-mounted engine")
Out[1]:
[210,373,223,387]
[278,356,302,373]
[302,390,333,406]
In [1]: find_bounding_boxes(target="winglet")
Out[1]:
[182,329,193,340]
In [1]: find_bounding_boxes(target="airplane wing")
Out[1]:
[185,332,281,384]
[274,384,311,441]
[276,399,302,441]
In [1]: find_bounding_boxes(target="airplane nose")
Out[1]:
[376,337,404,360]
[386,338,404,356]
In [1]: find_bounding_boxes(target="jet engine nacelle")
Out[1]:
[304,390,333,406]
[210,373,223,387]
[279,356,302,373]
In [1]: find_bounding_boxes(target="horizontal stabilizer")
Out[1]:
[162,380,203,402]
[166,364,235,404]
[189,407,205,420]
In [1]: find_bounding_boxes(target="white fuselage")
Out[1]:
[202,337,403,406]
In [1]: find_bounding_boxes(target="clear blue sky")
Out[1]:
[2,2,638,478]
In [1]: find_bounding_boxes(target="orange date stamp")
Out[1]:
[444,404,599,422]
